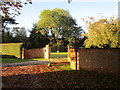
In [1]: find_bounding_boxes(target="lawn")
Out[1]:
[51,52,68,54]
[1,58,45,63]
[2,62,119,88]
[50,52,68,58]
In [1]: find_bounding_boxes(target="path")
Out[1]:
[2,58,68,67]
[2,60,54,67]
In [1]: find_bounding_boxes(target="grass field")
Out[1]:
[50,52,68,58]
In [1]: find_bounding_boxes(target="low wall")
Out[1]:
[68,48,120,75]
[24,48,45,59]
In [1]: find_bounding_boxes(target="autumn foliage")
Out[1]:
[83,17,120,48]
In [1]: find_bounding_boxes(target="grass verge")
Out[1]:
[2,58,45,63]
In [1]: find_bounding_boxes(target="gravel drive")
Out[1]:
[2,58,68,67]
[2,60,55,67]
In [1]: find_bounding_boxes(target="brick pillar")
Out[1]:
[44,45,50,59]
[69,48,80,70]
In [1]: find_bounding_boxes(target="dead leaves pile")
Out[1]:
[1,62,119,88]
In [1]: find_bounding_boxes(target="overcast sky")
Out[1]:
[12,0,118,36]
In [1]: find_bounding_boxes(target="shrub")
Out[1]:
[0,43,22,58]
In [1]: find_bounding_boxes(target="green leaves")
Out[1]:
[36,8,82,46]
[22,25,50,49]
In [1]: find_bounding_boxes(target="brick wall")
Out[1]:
[68,48,120,75]
[24,48,45,59]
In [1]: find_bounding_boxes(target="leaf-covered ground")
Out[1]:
[1,62,119,88]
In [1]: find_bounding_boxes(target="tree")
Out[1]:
[0,0,32,18]
[22,25,50,49]
[83,17,120,48]
[36,8,80,45]
[2,27,28,43]
[68,26,85,46]
[1,0,32,38]
[2,27,14,43]
[1,0,72,44]
[2,16,18,32]
[12,27,27,43]
[1,0,32,37]
[1,15,18,44]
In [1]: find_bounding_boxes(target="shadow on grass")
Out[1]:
[2,57,46,64]
[2,69,119,88]
[1,55,18,59]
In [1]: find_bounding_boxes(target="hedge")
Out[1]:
[0,43,23,58]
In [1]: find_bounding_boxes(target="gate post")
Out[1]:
[68,45,70,62]
[21,48,25,59]
[44,45,50,59]
[68,47,80,70]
